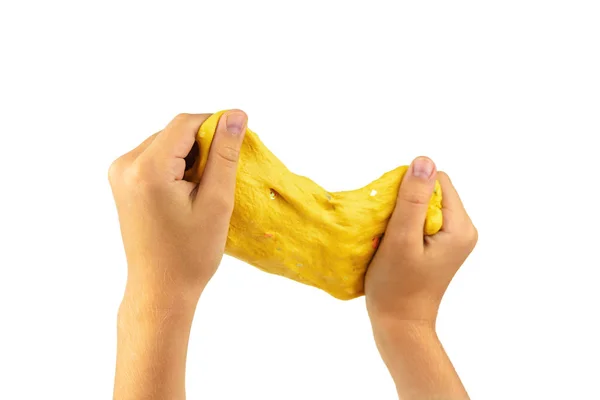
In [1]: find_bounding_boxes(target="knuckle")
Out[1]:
[109,156,162,195]
[216,145,240,164]
[469,225,479,245]
[174,113,191,122]
[126,162,144,182]
[108,157,125,184]
[459,223,478,248]
[399,189,431,206]
[206,193,234,215]
[124,160,155,187]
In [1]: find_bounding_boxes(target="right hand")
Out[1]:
[365,156,478,327]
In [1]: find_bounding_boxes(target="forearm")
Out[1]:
[113,288,198,400]
[372,320,469,400]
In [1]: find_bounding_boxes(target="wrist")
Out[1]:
[119,281,201,323]
[123,271,204,305]
[371,317,437,344]
[366,295,440,331]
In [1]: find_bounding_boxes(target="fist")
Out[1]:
[365,156,478,325]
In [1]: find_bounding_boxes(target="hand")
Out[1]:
[108,110,248,304]
[365,156,478,326]
[364,156,477,400]
[110,110,247,400]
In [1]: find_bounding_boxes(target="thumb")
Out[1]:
[197,110,247,210]
[388,156,437,248]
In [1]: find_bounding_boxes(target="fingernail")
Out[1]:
[226,112,246,135]
[411,157,434,179]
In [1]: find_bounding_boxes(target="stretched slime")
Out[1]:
[185,111,442,300]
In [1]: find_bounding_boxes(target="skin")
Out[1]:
[109,111,477,400]
[366,157,478,399]
[109,110,248,400]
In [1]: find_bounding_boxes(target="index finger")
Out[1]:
[147,113,211,160]
[138,113,211,181]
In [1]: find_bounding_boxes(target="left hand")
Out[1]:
[108,110,248,304]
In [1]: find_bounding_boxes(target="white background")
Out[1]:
[1,1,599,399]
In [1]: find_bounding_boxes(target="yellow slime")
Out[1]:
[185,111,442,300]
